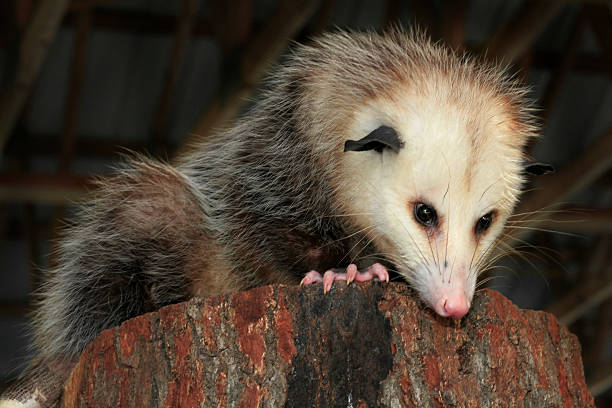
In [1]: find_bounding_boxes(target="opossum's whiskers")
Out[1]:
[488,241,549,280]
[390,213,430,269]
[360,178,430,270]
[474,275,506,293]
[342,227,379,265]
[478,263,518,279]
[503,224,583,238]
[469,234,508,282]
[498,232,566,266]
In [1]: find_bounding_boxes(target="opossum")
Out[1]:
[1,28,546,407]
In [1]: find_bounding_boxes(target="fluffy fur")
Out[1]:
[4,28,537,407]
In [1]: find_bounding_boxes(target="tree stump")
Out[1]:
[60,283,594,407]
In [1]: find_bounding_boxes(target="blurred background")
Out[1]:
[0,0,611,404]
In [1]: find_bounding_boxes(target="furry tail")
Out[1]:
[1,158,212,407]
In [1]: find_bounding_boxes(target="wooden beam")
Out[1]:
[539,9,586,124]
[63,8,213,36]
[309,0,336,35]
[178,0,321,157]
[240,0,321,86]
[0,0,70,152]
[589,362,612,397]
[409,0,440,40]
[583,236,612,371]
[485,0,566,62]
[209,0,252,52]
[0,173,93,203]
[546,265,612,326]
[0,300,31,318]
[384,0,401,27]
[510,127,612,242]
[441,0,468,50]
[586,297,612,368]
[61,4,91,171]
[531,51,610,75]
[151,0,200,149]
[584,4,612,74]
[5,132,174,158]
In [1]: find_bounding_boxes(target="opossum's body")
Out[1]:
[2,29,537,407]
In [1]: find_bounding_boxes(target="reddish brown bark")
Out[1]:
[60,283,594,407]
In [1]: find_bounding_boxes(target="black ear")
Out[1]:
[523,162,555,176]
[344,125,403,153]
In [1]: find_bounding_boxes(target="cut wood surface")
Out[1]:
[60,283,594,407]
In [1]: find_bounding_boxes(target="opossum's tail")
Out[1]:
[1,158,213,408]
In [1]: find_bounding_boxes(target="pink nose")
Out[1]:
[435,291,470,319]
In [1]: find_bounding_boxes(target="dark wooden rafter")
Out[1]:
[63,7,213,37]
[409,0,439,39]
[61,4,92,171]
[0,0,70,152]
[531,51,611,75]
[384,0,401,27]
[209,0,252,52]
[546,263,612,326]
[0,1,33,292]
[584,4,612,75]
[177,0,322,157]
[485,0,566,62]
[441,0,468,50]
[47,3,93,270]
[0,301,31,318]
[582,237,612,365]
[539,8,586,125]
[4,131,172,158]
[590,362,612,398]
[151,0,200,149]
[309,0,336,36]
[0,173,93,204]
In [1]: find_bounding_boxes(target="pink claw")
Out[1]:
[346,264,358,284]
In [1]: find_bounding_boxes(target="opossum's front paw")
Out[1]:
[300,263,389,293]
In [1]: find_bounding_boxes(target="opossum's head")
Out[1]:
[339,88,531,319]
[301,30,538,319]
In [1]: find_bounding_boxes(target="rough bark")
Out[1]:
[60,283,594,407]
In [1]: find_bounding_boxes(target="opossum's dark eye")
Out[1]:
[414,203,437,228]
[475,212,494,234]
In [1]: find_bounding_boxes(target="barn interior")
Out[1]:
[0,0,611,404]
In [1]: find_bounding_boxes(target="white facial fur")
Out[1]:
[337,88,525,318]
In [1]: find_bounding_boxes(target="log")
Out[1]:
[60,283,594,407]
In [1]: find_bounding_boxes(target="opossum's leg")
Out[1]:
[300,263,389,293]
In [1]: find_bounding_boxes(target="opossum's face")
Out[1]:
[339,92,526,319]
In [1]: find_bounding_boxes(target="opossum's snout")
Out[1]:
[432,285,471,319]
[414,262,475,320]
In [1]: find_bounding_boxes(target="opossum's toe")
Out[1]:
[356,263,389,283]
[300,270,323,285]
[301,263,390,293]
[322,269,343,293]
